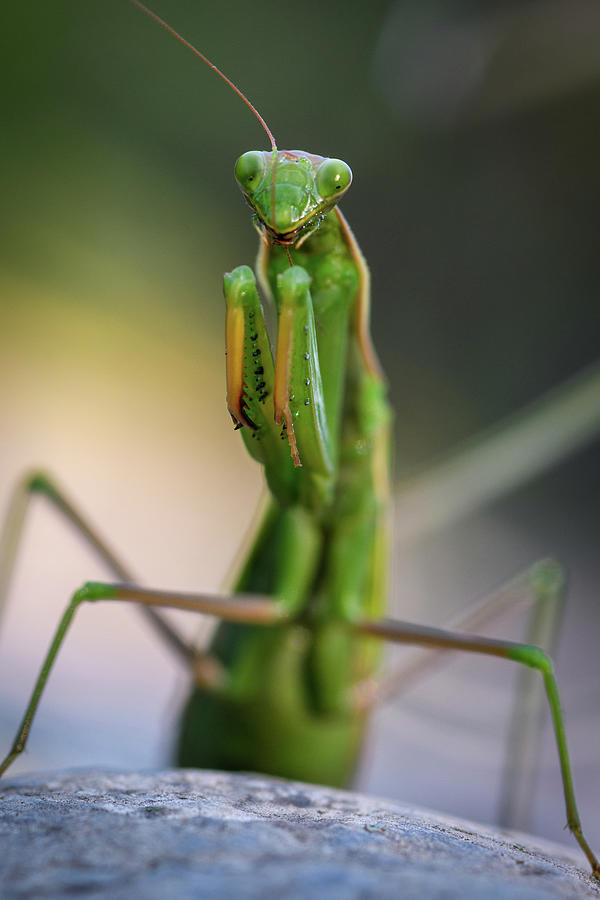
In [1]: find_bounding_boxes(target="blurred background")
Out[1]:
[1,0,599,855]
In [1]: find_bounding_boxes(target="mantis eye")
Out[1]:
[316,159,352,200]
[234,151,266,192]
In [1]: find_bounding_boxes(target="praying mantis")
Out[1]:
[0,0,596,884]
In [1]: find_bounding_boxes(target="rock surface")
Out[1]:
[0,769,598,899]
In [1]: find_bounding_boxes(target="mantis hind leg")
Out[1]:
[0,470,192,660]
[353,601,599,878]
[0,580,286,779]
[361,559,566,832]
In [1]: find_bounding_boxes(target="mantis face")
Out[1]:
[234,150,352,246]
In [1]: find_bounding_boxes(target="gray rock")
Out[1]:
[0,770,598,899]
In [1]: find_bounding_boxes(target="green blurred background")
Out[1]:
[1,0,599,852]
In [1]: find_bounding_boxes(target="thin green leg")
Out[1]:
[363,559,566,834]
[363,560,563,702]
[355,614,599,879]
[0,470,192,660]
[498,560,565,831]
[0,580,286,779]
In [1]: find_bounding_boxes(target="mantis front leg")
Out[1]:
[224,264,337,512]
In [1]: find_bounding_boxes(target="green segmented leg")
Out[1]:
[355,614,599,878]
[358,559,566,832]
[0,471,192,661]
[0,580,287,778]
[2,569,594,876]
[359,561,561,704]
[499,560,566,830]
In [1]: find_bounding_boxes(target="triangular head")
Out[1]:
[234,150,352,246]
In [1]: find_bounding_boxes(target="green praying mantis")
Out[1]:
[0,0,598,881]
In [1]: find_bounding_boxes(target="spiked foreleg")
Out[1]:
[224,264,339,511]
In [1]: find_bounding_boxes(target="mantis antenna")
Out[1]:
[127,0,278,152]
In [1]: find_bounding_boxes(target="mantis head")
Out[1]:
[126,4,352,249]
[234,150,352,246]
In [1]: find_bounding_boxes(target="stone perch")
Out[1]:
[0,770,598,899]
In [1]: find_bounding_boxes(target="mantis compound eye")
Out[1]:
[234,151,266,193]
[316,158,352,200]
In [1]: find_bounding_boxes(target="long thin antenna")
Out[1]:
[127,0,278,151]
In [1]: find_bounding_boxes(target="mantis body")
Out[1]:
[0,0,598,880]
[177,151,390,784]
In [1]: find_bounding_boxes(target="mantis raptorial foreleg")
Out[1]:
[225,264,337,510]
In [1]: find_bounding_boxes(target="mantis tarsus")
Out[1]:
[0,0,598,881]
